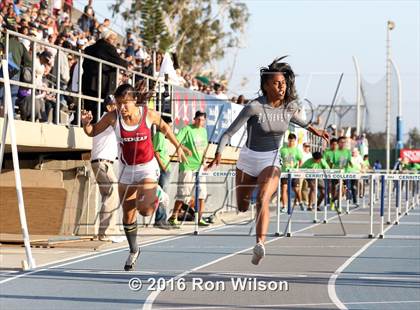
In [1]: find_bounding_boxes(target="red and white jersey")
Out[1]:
[115,106,154,165]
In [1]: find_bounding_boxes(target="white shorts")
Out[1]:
[119,157,160,185]
[237,146,281,177]
[176,170,207,203]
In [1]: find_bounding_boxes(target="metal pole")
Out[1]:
[385,21,394,171]
[193,171,199,235]
[275,179,281,236]
[97,63,102,122]
[395,179,401,225]
[286,173,292,237]
[346,179,350,214]
[77,56,83,127]
[55,49,61,124]
[323,179,328,224]
[31,41,36,123]
[313,178,318,223]
[1,60,36,269]
[379,175,385,238]
[387,179,392,224]
[405,180,409,215]
[338,180,342,213]
[353,56,362,135]
[369,175,374,238]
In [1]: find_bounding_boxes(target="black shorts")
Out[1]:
[307,179,325,188]
[281,177,299,187]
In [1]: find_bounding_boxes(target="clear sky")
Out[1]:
[87,0,419,133]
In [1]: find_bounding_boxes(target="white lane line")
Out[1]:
[152,300,420,310]
[327,216,405,310]
[142,210,346,310]
[359,276,420,281]
[0,221,244,285]
[210,272,307,278]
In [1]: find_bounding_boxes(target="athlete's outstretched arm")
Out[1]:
[82,110,116,137]
[289,105,329,142]
[148,110,189,163]
[305,124,329,142]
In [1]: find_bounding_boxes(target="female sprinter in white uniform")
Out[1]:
[82,83,188,271]
[208,57,329,265]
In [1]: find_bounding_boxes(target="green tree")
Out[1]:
[405,127,420,148]
[111,0,249,75]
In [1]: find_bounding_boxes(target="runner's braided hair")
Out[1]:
[260,56,297,105]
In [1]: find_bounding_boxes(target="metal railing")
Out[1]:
[0,30,174,126]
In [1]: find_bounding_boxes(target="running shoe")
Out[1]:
[251,242,265,265]
[124,249,140,271]
[299,203,305,211]
[168,217,180,227]
[198,219,210,227]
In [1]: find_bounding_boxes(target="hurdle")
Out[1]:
[387,179,392,224]
[379,175,386,238]
[404,180,409,215]
[368,174,375,238]
[193,171,200,235]
[395,179,401,225]
[345,179,351,214]
[275,180,281,236]
[286,173,292,237]
[313,178,319,223]
[323,178,329,224]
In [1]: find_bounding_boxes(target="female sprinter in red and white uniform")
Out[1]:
[82,83,188,271]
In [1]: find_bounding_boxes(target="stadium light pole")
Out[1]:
[391,58,403,161]
[385,20,395,171]
[353,56,361,136]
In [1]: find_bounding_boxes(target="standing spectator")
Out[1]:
[362,154,371,171]
[331,136,352,204]
[280,133,305,210]
[63,0,73,19]
[358,133,369,157]
[77,5,94,34]
[90,95,123,242]
[324,138,338,167]
[346,148,363,206]
[82,30,129,123]
[301,151,330,211]
[300,142,312,207]
[53,0,62,17]
[168,111,210,227]
[152,116,173,229]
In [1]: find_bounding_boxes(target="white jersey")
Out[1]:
[91,114,118,162]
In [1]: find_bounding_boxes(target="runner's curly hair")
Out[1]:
[259,56,297,104]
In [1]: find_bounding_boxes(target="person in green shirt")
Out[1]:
[168,111,210,227]
[346,148,363,205]
[152,116,174,229]
[301,152,330,210]
[331,136,352,202]
[279,133,304,210]
[323,138,338,167]
[411,162,420,171]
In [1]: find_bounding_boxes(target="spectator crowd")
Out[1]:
[0,0,237,122]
